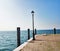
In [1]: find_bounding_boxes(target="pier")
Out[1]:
[13,34,60,51]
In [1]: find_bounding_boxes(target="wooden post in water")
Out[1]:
[35,29,37,35]
[28,29,30,40]
[54,28,56,34]
[17,27,20,47]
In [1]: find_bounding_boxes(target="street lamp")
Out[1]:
[31,11,35,40]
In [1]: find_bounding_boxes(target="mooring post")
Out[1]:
[54,28,56,34]
[28,29,30,40]
[35,29,37,35]
[17,27,20,47]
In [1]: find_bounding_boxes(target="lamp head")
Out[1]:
[31,11,34,13]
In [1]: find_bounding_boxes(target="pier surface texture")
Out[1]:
[20,34,60,51]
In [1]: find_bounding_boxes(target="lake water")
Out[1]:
[0,29,60,51]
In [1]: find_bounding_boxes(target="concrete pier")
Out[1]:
[13,34,60,51]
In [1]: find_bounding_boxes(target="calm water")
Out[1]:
[0,29,60,51]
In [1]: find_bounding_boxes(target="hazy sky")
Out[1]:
[0,0,60,31]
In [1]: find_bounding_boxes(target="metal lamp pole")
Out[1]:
[31,11,35,40]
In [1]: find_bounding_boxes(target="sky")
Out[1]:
[0,0,60,31]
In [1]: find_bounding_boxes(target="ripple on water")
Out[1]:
[0,47,10,51]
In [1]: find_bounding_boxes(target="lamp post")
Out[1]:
[31,11,35,40]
